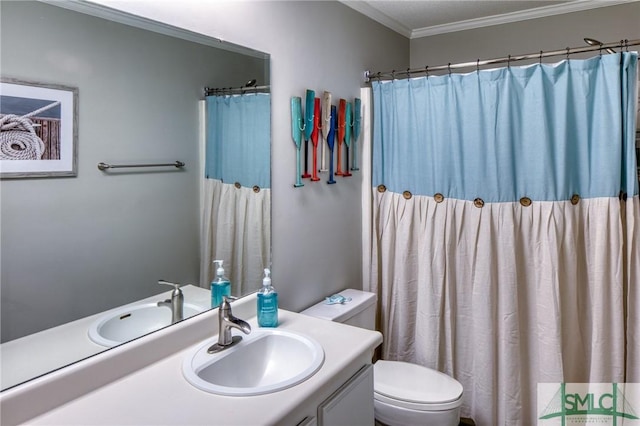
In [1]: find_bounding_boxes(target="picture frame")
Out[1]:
[0,78,78,178]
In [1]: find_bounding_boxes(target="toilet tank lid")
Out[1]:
[374,360,463,404]
[300,288,376,322]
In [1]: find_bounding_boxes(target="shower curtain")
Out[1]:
[368,53,639,424]
[201,93,271,296]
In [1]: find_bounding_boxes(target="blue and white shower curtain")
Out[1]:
[369,53,639,425]
[201,93,271,295]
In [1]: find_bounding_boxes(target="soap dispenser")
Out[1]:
[257,268,278,327]
[211,259,231,308]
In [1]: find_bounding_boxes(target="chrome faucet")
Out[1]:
[208,296,251,354]
[157,280,184,324]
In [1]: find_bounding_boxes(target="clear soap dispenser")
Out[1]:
[257,268,278,327]
[211,259,231,308]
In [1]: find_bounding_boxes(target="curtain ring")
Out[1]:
[476,59,480,73]
[507,55,511,68]
[625,39,629,52]
[391,70,396,80]
[566,47,570,60]
[376,72,381,82]
[425,65,429,78]
[406,68,411,78]
[539,50,543,64]
[448,63,452,75]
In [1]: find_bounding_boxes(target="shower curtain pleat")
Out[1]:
[201,178,270,296]
[369,52,638,425]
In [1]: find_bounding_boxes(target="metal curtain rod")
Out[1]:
[204,84,270,96]
[97,161,185,171]
[365,38,640,82]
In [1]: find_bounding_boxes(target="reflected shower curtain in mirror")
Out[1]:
[369,53,639,425]
[201,93,271,296]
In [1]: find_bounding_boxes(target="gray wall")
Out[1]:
[410,3,640,70]
[5,1,634,336]
[0,1,267,341]
[95,0,410,313]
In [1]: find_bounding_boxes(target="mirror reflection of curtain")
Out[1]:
[369,53,639,425]
[201,93,271,296]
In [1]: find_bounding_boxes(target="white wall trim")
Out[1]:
[360,88,372,293]
[343,0,638,40]
[412,0,638,38]
[40,0,269,59]
[340,1,412,38]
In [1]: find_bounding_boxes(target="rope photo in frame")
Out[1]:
[0,78,77,178]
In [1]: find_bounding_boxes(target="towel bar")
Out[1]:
[97,161,185,171]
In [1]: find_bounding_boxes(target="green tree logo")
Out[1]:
[539,383,639,425]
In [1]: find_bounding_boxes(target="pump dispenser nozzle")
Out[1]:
[214,260,224,276]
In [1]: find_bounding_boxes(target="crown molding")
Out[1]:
[411,0,638,39]
[340,1,412,38]
[40,0,269,59]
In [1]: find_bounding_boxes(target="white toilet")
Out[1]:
[301,288,463,426]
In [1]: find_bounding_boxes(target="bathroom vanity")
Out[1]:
[0,294,382,425]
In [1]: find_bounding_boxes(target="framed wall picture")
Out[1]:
[0,78,78,178]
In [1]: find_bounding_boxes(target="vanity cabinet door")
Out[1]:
[317,364,374,426]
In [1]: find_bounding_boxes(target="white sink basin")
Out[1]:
[88,302,205,347]
[183,329,324,396]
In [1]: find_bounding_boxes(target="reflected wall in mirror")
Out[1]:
[0,0,271,390]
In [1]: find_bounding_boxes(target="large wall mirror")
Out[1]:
[0,0,271,390]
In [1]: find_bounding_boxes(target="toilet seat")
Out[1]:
[374,360,463,411]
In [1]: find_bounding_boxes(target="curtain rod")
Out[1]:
[204,85,270,96]
[365,38,640,82]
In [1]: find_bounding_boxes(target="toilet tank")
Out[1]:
[300,288,376,330]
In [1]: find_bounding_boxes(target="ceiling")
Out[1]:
[341,0,636,39]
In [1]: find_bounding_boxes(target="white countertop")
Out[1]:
[4,294,382,425]
[0,285,211,390]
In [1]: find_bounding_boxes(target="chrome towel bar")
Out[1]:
[97,161,185,171]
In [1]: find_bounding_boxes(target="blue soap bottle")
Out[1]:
[211,260,231,308]
[257,268,278,327]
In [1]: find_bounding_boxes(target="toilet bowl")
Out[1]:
[301,289,463,426]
